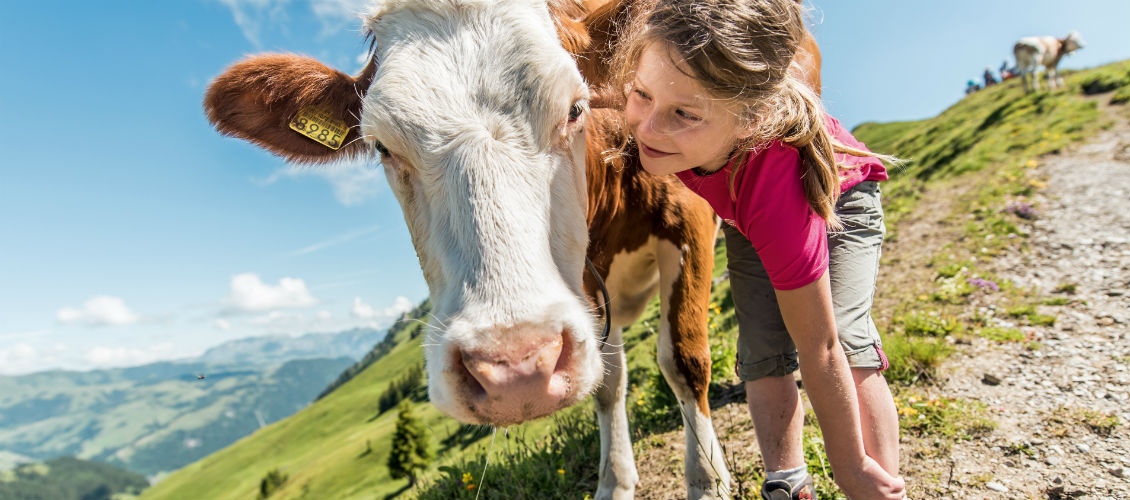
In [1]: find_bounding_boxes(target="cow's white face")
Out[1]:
[360,0,600,424]
[1064,30,1086,54]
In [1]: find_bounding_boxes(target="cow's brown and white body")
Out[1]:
[1013,31,1085,92]
[203,1,818,498]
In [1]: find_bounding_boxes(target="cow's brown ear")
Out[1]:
[548,0,591,57]
[204,53,377,164]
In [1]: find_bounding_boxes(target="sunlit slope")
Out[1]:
[141,60,1129,500]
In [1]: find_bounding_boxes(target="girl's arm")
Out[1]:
[775,271,906,500]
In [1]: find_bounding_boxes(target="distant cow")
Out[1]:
[1013,31,1086,92]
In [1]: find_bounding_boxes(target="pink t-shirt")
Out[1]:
[674,115,887,290]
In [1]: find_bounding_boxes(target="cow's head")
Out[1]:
[1063,30,1086,55]
[204,0,602,425]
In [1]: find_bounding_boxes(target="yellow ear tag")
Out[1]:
[289,105,349,150]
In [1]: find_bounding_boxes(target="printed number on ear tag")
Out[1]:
[289,105,348,150]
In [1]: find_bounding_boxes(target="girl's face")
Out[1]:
[624,42,754,176]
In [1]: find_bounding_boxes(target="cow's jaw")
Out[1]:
[362,0,600,425]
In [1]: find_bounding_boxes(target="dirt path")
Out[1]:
[632,98,1130,500]
[909,102,1130,500]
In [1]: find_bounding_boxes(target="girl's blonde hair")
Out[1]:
[613,0,895,228]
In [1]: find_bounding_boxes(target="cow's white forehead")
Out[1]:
[361,0,583,165]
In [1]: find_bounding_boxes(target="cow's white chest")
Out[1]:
[604,236,661,327]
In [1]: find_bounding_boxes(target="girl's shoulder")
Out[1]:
[739,140,804,180]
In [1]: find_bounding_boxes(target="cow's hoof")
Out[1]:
[594,484,636,500]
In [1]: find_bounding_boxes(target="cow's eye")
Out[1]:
[568,101,586,123]
[374,141,389,157]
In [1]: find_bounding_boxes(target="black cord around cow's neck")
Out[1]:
[585,257,612,345]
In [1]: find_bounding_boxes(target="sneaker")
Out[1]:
[760,474,815,500]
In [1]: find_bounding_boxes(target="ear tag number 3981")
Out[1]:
[289,105,348,150]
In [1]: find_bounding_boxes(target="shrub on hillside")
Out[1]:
[388,400,431,487]
[258,468,288,499]
[378,363,425,414]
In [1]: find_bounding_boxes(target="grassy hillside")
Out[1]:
[0,456,149,500]
[140,60,1129,500]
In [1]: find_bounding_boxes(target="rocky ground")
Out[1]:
[917,101,1130,500]
[633,97,1130,499]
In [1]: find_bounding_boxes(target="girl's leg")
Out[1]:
[744,375,805,471]
[723,224,808,474]
[852,368,900,475]
[829,181,901,476]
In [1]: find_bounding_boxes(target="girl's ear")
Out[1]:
[734,119,758,141]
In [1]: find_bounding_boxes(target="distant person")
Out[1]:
[966,80,981,95]
[1000,60,1016,80]
[983,67,999,87]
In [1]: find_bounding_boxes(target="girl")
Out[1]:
[613,1,906,499]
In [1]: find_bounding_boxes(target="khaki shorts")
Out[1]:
[724,181,889,381]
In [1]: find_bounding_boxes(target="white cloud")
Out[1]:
[225,273,318,313]
[217,0,369,47]
[259,161,385,206]
[0,343,37,371]
[386,296,414,316]
[0,343,72,375]
[309,0,369,22]
[216,0,288,48]
[56,296,140,327]
[351,296,377,319]
[215,319,231,330]
[352,296,413,321]
[85,343,175,368]
[0,329,48,340]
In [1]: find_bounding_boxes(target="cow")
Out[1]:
[1013,30,1086,93]
[202,1,819,498]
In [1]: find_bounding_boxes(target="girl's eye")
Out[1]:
[675,109,701,122]
[632,88,651,101]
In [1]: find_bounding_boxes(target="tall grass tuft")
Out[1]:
[415,412,600,500]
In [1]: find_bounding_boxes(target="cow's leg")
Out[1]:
[594,327,638,500]
[656,239,731,500]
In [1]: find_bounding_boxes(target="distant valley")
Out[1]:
[0,327,384,479]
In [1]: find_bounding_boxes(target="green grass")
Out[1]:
[414,412,600,500]
[140,60,1130,500]
[893,391,996,441]
[977,327,1025,343]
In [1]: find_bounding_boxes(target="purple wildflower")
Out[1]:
[967,278,1000,291]
[1005,201,1037,220]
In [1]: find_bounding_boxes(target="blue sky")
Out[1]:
[1,1,1127,375]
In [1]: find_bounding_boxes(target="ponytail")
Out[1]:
[733,73,898,231]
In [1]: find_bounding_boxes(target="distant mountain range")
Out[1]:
[193,327,386,366]
[0,327,386,479]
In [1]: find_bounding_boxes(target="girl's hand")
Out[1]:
[836,455,906,500]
